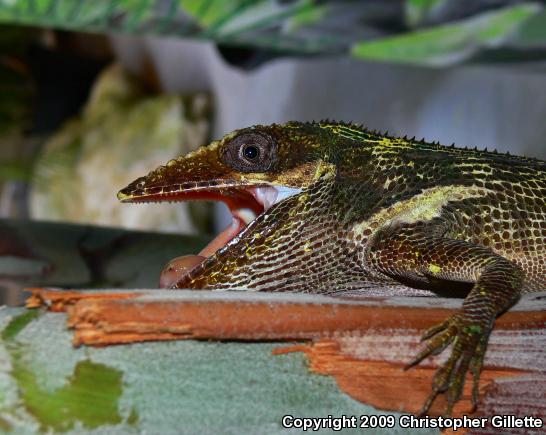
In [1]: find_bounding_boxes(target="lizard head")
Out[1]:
[118,122,336,288]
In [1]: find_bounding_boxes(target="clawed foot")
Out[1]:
[405,313,490,416]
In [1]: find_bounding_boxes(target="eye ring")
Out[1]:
[243,144,259,161]
[222,131,277,173]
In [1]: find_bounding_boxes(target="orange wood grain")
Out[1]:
[273,340,526,418]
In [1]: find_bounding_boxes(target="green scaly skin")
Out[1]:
[119,121,545,415]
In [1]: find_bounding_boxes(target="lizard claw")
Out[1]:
[469,337,487,411]
[407,313,490,416]
[405,314,460,370]
[420,318,452,341]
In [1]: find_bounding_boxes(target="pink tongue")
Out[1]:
[198,216,246,257]
[159,216,246,288]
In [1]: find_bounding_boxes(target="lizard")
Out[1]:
[118,121,545,415]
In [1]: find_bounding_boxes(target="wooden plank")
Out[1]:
[26,288,546,424]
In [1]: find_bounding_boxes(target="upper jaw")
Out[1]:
[117,180,302,222]
[118,180,262,203]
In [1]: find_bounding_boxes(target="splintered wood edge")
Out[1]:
[26,289,546,341]
[25,288,141,312]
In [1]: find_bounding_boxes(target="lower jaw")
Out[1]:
[159,215,246,288]
[157,185,301,289]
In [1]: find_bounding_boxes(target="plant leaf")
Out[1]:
[352,3,542,66]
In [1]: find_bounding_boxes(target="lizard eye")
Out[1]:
[222,132,277,173]
[243,144,259,160]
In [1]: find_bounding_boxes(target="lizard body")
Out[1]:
[119,121,545,415]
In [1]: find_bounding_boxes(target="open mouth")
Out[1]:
[118,183,301,287]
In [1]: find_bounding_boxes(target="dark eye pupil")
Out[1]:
[244,145,259,160]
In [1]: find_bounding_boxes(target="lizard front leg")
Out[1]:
[365,223,524,415]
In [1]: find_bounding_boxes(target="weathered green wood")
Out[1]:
[0,307,437,434]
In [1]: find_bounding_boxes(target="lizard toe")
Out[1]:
[410,313,491,416]
[405,314,460,370]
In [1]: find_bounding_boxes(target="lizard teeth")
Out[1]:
[253,186,302,211]
[234,208,257,225]
[253,187,278,211]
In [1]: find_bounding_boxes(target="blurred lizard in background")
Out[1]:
[119,121,545,415]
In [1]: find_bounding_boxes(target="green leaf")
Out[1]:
[352,3,542,66]
[513,9,546,47]
[285,1,327,32]
[210,0,316,39]
[0,0,331,52]
[181,0,254,28]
